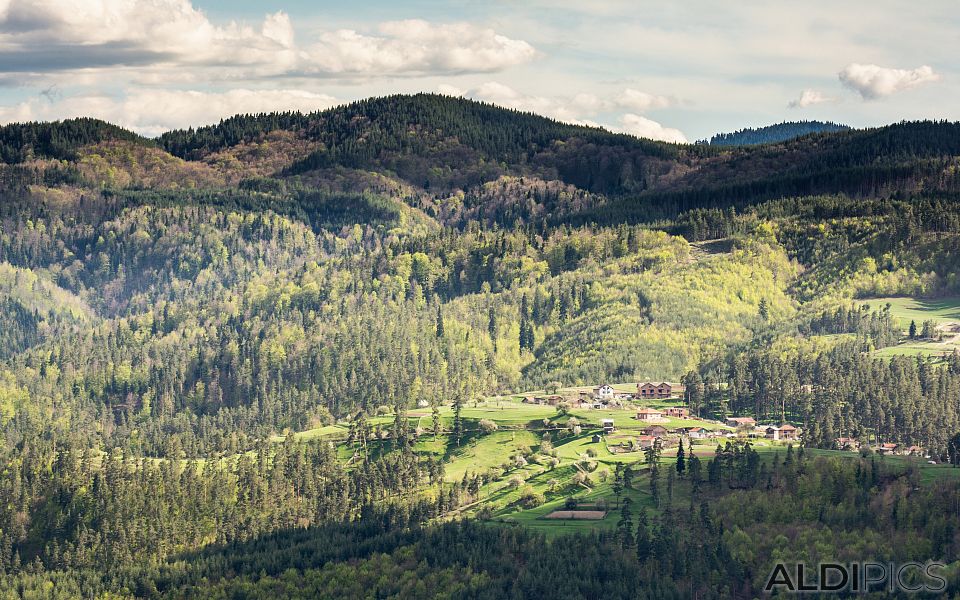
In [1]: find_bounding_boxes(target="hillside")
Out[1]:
[6,96,959,223]
[1,95,960,597]
[706,120,850,146]
[0,117,150,162]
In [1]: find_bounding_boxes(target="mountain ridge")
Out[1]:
[706,120,851,146]
[3,95,960,225]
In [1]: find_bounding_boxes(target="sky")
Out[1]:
[0,0,956,141]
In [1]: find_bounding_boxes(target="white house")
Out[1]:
[593,384,616,401]
[601,418,615,433]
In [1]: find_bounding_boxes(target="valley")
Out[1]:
[1,97,960,597]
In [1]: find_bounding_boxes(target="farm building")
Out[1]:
[576,394,603,409]
[765,424,798,441]
[636,407,665,421]
[601,419,615,433]
[592,433,603,443]
[725,416,756,428]
[876,443,899,455]
[836,437,860,450]
[664,406,689,418]
[642,425,669,437]
[636,435,657,449]
[903,445,925,456]
[593,384,615,400]
[677,426,711,439]
[636,381,685,399]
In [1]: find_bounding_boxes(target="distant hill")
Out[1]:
[157,93,704,194]
[3,96,960,224]
[706,121,850,146]
[0,117,149,162]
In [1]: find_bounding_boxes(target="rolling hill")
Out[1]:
[2,94,960,598]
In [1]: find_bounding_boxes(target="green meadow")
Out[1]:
[859,296,960,327]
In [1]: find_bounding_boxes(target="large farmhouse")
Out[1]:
[836,437,860,450]
[593,384,616,400]
[725,416,756,428]
[765,424,798,441]
[642,425,669,437]
[636,381,685,399]
[636,407,665,422]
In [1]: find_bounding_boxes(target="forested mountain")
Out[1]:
[2,95,960,597]
[706,120,850,146]
[0,118,149,163]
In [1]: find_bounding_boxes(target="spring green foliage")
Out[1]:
[0,96,959,597]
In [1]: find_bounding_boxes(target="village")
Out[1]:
[519,381,927,458]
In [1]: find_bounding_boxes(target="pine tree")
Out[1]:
[676,439,686,476]
[707,458,721,488]
[613,463,624,507]
[618,497,635,549]
[435,305,445,338]
[392,402,407,447]
[688,453,702,493]
[431,401,441,438]
[636,510,652,561]
[452,394,464,447]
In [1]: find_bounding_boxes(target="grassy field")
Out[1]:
[442,429,542,482]
[483,445,960,537]
[858,296,960,358]
[860,296,960,327]
[274,394,960,538]
[873,342,954,358]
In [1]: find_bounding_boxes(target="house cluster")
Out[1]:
[524,381,688,411]
[873,442,926,456]
[724,417,800,442]
[606,422,725,453]
[576,384,634,409]
[835,437,926,457]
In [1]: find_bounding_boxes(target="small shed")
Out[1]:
[601,418,615,433]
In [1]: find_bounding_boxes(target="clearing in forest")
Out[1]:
[860,296,960,358]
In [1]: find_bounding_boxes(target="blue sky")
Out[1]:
[0,0,956,140]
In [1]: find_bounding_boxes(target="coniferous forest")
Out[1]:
[3,95,960,598]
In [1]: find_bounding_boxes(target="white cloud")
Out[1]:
[617,114,687,143]
[839,63,941,100]
[465,81,591,123]
[454,81,672,119]
[441,81,685,142]
[436,84,465,97]
[788,88,834,109]
[0,1,536,79]
[615,89,673,112]
[0,89,339,136]
[303,20,535,75]
[261,11,296,48]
